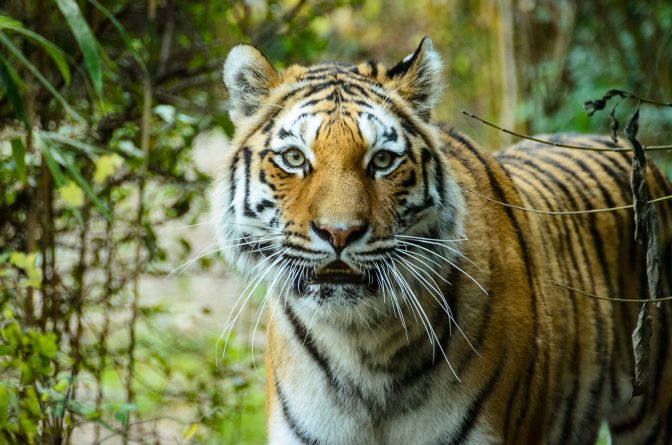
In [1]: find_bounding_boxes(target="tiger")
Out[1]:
[213,38,672,444]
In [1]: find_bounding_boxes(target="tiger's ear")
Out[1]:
[223,45,280,125]
[386,37,443,121]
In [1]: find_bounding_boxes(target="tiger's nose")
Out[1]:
[311,222,367,252]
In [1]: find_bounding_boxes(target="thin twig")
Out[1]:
[464,186,672,215]
[584,89,672,115]
[124,75,152,444]
[551,280,672,303]
[461,110,672,152]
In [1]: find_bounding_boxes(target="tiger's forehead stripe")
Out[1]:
[236,69,438,157]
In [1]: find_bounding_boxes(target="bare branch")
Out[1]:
[463,186,672,215]
[584,88,672,116]
[461,110,672,152]
[551,280,672,303]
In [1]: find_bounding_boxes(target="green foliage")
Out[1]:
[54,0,103,95]
[0,308,57,444]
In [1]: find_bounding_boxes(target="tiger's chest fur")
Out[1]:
[217,40,672,445]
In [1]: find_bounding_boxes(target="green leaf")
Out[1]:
[10,138,26,184]
[35,333,58,358]
[93,154,123,183]
[183,423,198,440]
[0,53,28,128]
[0,15,71,85]
[52,147,112,221]
[0,31,84,123]
[58,181,84,208]
[55,0,103,95]
[38,143,66,188]
[10,252,42,288]
[87,0,148,75]
[113,403,137,426]
[38,131,103,156]
[9,251,31,269]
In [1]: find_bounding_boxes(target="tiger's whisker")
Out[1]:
[218,220,285,233]
[396,234,469,243]
[393,253,479,357]
[397,240,488,296]
[168,242,223,278]
[379,259,409,341]
[386,254,436,342]
[393,253,455,322]
[220,254,284,359]
[388,254,460,381]
[396,236,482,271]
[174,221,216,230]
[396,248,453,286]
[251,260,288,372]
[216,252,283,363]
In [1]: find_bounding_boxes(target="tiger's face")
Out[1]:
[215,39,465,321]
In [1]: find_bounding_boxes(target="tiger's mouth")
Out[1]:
[308,260,367,285]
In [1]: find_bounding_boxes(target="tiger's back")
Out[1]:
[495,134,672,444]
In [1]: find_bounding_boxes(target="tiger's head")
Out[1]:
[214,38,465,323]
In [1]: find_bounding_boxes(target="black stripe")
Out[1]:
[420,148,432,202]
[283,242,325,255]
[403,133,418,163]
[642,419,663,445]
[441,353,506,445]
[282,305,367,411]
[229,150,241,203]
[611,395,648,434]
[661,401,672,445]
[585,135,620,148]
[507,161,586,442]
[650,301,669,410]
[275,376,321,445]
[366,59,378,77]
[500,156,587,442]
[400,170,417,188]
[242,147,255,217]
[445,127,473,149]
[459,142,540,445]
[650,164,672,222]
[503,377,522,444]
[432,151,446,203]
[283,306,335,383]
[581,153,642,403]
[539,154,613,437]
[255,199,274,213]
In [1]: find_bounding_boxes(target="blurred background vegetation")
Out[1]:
[0,0,670,443]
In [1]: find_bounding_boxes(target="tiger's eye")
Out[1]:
[283,148,306,168]
[372,151,394,170]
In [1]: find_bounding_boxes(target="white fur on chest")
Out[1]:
[268,299,497,445]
